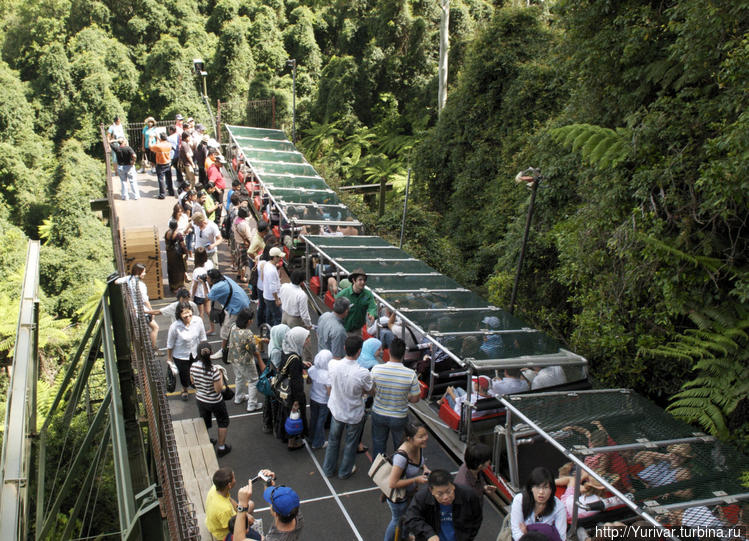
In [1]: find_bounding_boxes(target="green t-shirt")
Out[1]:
[336,286,377,332]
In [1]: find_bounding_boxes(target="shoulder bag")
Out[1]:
[271,353,298,402]
[216,365,235,401]
[368,450,409,503]
[210,279,234,326]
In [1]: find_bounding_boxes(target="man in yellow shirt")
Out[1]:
[205,467,236,540]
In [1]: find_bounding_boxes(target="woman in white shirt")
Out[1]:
[116,263,161,351]
[167,304,207,400]
[510,466,566,541]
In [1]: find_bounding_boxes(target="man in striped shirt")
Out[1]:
[370,337,421,459]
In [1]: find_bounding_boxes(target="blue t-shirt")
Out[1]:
[439,503,456,541]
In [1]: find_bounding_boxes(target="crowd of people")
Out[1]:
[111,126,722,540]
[107,114,227,201]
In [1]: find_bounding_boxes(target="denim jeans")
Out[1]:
[309,399,330,448]
[265,299,282,327]
[384,498,409,541]
[185,230,195,253]
[371,412,408,460]
[256,291,266,327]
[323,416,363,478]
[156,162,173,196]
[118,165,140,200]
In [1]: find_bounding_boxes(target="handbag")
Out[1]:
[216,365,235,401]
[165,361,177,393]
[496,512,512,541]
[368,451,408,503]
[256,365,275,397]
[271,354,297,402]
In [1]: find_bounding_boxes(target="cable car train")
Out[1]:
[223,124,749,541]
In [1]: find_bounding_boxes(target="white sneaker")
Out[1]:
[234,394,247,405]
[246,403,263,412]
[210,349,224,360]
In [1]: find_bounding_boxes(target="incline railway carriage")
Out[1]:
[223,124,748,539]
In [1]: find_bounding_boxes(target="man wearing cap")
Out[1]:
[152,132,174,198]
[335,268,377,336]
[262,247,285,326]
[208,153,227,191]
[262,482,303,540]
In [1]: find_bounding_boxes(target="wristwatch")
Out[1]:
[236,505,248,513]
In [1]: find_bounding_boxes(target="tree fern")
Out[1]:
[639,308,749,442]
[550,123,632,169]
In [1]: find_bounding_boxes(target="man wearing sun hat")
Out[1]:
[335,267,377,336]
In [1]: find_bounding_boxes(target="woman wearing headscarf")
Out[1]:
[268,324,290,368]
[307,350,333,449]
[263,324,291,435]
[357,337,383,370]
[274,327,310,449]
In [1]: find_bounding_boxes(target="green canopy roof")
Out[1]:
[225,124,363,227]
[303,234,583,367]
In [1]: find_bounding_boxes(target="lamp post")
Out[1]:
[508,167,542,315]
[286,59,297,142]
[193,58,218,136]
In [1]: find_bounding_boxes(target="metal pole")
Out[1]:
[379,177,386,217]
[399,168,411,249]
[287,59,297,142]
[509,174,541,315]
[438,0,450,116]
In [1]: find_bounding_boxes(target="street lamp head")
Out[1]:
[515,167,539,186]
[193,58,205,76]
[286,58,296,68]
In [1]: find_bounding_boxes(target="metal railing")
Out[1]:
[0,241,39,541]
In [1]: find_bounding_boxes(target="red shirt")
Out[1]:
[207,163,226,190]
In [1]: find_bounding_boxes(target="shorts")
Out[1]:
[146,314,153,323]
[194,296,206,306]
[220,312,238,340]
[197,399,229,429]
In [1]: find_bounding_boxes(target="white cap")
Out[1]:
[269,247,285,258]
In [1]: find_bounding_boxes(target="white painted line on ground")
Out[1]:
[303,440,364,540]
[253,485,380,513]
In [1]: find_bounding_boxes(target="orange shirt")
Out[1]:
[205,155,216,171]
[151,141,172,165]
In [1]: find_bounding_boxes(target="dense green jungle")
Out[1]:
[0,0,747,455]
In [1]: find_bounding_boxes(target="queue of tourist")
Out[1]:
[112,118,686,541]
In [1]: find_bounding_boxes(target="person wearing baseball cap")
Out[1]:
[335,267,377,336]
[262,484,303,539]
[262,247,285,326]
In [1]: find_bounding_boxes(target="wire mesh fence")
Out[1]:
[122,283,201,540]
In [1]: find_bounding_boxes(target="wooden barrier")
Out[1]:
[121,226,164,300]
[173,418,219,541]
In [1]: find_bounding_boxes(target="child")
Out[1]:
[190,247,215,335]
[444,376,496,419]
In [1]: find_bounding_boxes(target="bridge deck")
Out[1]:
[124,169,503,540]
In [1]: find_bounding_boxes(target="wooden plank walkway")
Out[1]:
[173,418,219,541]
